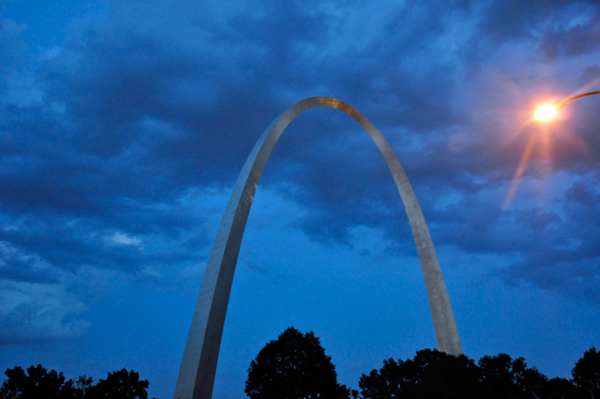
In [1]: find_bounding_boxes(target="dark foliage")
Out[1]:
[572,347,600,399]
[0,366,151,399]
[539,377,579,399]
[359,349,598,399]
[245,327,352,399]
[0,365,78,399]
[86,369,149,399]
[359,349,482,399]
[478,353,547,398]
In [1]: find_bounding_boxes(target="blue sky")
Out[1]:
[1,0,600,398]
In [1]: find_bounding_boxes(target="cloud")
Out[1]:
[104,231,143,247]
[0,279,90,344]
[0,242,89,343]
[245,261,272,275]
[0,240,59,284]
[539,4,600,61]
[2,0,600,346]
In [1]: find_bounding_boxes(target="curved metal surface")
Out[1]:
[173,97,462,399]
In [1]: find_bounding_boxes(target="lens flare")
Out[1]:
[505,88,599,208]
[534,104,557,121]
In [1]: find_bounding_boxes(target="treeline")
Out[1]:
[358,348,597,399]
[245,327,600,399]
[0,365,153,399]
[4,328,598,399]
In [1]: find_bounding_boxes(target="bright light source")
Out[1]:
[534,104,558,121]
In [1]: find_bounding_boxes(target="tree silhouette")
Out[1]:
[0,364,77,399]
[539,377,579,399]
[0,366,151,399]
[86,369,149,399]
[417,349,482,399]
[478,353,547,399]
[245,327,351,399]
[71,376,94,399]
[572,347,600,399]
[359,349,482,399]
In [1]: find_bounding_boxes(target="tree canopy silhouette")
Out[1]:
[478,353,547,398]
[359,349,482,399]
[0,366,151,399]
[0,365,79,399]
[572,347,600,399]
[245,327,352,399]
[86,369,149,399]
[539,377,579,399]
[359,350,587,399]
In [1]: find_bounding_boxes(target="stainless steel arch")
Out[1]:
[173,97,462,399]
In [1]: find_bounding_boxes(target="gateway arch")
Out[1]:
[174,97,462,399]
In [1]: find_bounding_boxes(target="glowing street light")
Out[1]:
[534,103,560,121]
[507,90,600,207]
[534,91,600,121]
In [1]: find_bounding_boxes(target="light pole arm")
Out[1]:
[563,91,600,103]
[554,91,600,109]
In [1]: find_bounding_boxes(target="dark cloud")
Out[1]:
[0,287,90,344]
[0,242,90,344]
[581,65,600,84]
[2,0,600,345]
[540,5,600,61]
[245,261,272,275]
[497,176,600,303]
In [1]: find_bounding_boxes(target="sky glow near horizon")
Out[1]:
[1,1,600,398]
